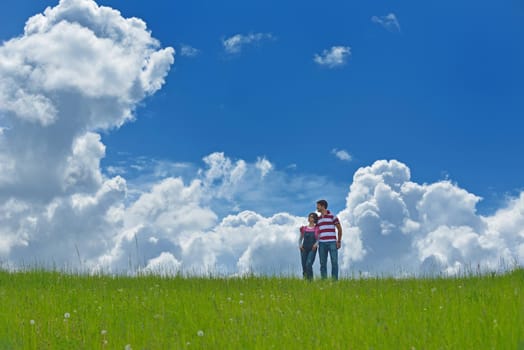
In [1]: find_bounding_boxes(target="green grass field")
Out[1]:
[1,269,523,349]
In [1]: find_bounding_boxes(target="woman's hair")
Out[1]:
[308,212,319,224]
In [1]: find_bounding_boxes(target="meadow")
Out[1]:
[1,268,523,349]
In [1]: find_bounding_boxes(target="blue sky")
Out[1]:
[112,0,524,211]
[0,0,523,275]
[2,0,522,214]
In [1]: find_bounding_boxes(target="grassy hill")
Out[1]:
[1,269,523,349]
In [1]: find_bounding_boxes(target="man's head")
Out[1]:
[316,199,328,213]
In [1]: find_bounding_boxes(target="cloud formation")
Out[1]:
[336,160,522,276]
[0,0,174,202]
[108,158,524,277]
[331,148,352,162]
[1,1,523,278]
[255,157,273,178]
[314,46,351,68]
[372,13,401,32]
[222,32,274,54]
[0,0,174,267]
[180,44,200,57]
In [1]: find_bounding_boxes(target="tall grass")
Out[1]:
[1,268,523,349]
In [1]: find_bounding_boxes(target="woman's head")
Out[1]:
[308,212,319,224]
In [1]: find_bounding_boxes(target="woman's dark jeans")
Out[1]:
[301,247,317,280]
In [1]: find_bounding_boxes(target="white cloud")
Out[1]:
[0,0,173,268]
[255,157,273,178]
[0,0,174,202]
[63,132,105,192]
[180,44,200,57]
[143,252,181,276]
[195,153,341,218]
[222,33,274,54]
[336,160,522,276]
[372,13,401,32]
[331,148,352,162]
[314,46,351,68]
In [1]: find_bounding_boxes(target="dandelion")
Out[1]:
[124,345,132,350]
[30,320,35,325]
[101,329,107,335]
[197,330,204,337]
[64,312,71,319]
[239,300,244,305]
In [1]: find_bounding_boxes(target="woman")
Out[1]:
[299,212,319,280]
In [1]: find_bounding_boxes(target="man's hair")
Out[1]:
[316,199,328,209]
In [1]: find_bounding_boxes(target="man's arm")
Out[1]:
[335,222,342,249]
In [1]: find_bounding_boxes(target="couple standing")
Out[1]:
[299,199,343,280]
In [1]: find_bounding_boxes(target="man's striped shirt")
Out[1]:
[318,210,340,242]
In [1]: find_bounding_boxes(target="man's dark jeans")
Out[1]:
[319,241,338,280]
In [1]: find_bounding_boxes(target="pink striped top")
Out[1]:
[300,225,320,241]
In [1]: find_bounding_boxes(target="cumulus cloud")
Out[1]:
[98,157,524,277]
[0,0,174,202]
[143,252,182,276]
[314,46,351,68]
[0,0,173,267]
[372,13,401,32]
[222,32,274,54]
[331,148,352,162]
[337,160,522,276]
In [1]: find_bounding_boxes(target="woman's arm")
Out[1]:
[298,226,304,247]
[314,226,320,242]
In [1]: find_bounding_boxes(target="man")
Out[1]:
[316,199,342,280]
